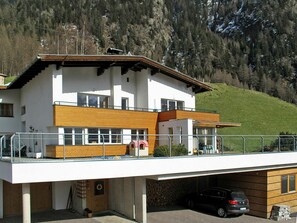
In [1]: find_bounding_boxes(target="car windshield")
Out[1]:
[231,191,247,200]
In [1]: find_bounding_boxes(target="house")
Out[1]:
[0,54,297,222]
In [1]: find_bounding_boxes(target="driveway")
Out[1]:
[1,208,297,223]
[147,207,297,223]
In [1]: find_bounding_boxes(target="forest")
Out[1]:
[0,0,296,104]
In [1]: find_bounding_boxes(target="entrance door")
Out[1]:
[86,180,109,212]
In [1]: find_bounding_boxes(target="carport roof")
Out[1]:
[7,54,212,93]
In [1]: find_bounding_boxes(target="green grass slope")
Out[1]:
[196,83,297,135]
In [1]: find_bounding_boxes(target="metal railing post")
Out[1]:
[0,135,4,159]
[242,136,246,154]
[18,133,21,158]
[260,136,264,153]
[137,135,140,159]
[10,134,15,163]
[168,135,172,157]
[63,133,66,160]
[278,136,281,152]
[101,135,106,159]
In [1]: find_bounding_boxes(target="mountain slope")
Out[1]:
[196,83,297,135]
[0,0,297,104]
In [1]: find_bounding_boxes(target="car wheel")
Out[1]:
[187,199,195,209]
[217,207,227,218]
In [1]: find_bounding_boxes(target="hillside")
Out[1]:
[196,83,297,135]
[0,0,297,105]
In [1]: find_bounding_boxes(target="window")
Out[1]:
[161,99,184,111]
[122,98,129,110]
[88,95,98,107]
[88,128,99,143]
[281,175,296,193]
[21,106,26,115]
[111,129,122,143]
[0,103,13,117]
[64,128,83,145]
[78,94,87,106]
[87,128,122,144]
[64,128,73,145]
[131,129,147,140]
[100,129,110,143]
[77,94,110,108]
[99,96,109,108]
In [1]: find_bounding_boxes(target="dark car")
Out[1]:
[185,187,249,217]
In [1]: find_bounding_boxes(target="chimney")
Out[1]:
[0,73,7,85]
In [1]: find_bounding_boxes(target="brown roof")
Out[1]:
[7,54,212,93]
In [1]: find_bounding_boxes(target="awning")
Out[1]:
[194,120,241,128]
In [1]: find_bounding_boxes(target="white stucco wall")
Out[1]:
[158,119,194,154]
[54,67,112,105]
[148,72,195,111]
[121,70,136,109]
[0,89,21,132]
[21,67,53,133]
[135,71,149,109]
[52,181,72,210]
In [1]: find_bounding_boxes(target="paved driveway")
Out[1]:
[147,207,297,223]
[1,208,297,223]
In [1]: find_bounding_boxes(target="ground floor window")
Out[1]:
[131,129,147,140]
[281,174,296,194]
[87,128,122,144]
[63,128,147,145]
[193,128,214,146]
[64,128,83,145]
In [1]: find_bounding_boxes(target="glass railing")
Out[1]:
[1,133,296,163]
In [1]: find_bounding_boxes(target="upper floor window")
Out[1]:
[161,99,184,111]
[281,174,296,194]
[0,103,13,117]
[77,93,109,108]
[122,98,129,110]
[21,106,26,115]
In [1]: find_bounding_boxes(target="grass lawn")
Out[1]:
[196,83,297,136]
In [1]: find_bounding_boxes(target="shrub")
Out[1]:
[153,144,188,157]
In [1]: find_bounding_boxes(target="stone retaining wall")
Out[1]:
[147,178,197,207]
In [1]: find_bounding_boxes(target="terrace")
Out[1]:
[1,132,297,185]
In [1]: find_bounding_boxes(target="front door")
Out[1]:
[86,179,109,212]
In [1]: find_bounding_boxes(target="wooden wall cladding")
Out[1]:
[3,181,52,217]
[219,168,297,219]
[53,105,158,131]
[217,171,268,218]
[46,145,128,158]
[267,168,297,215]
[158,110,220,122]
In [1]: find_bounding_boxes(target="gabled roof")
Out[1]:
[7,54,212,93]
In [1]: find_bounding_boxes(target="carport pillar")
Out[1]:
[135,177,147,223]
[22,183,31,223]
